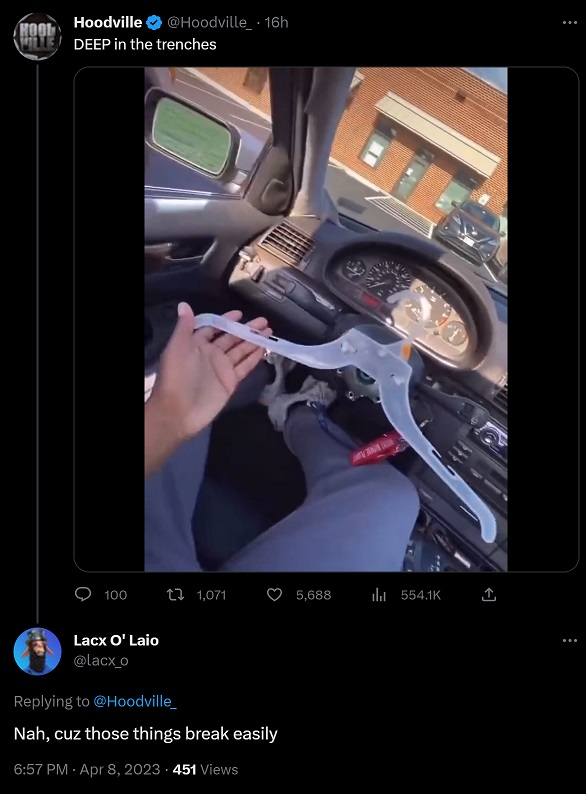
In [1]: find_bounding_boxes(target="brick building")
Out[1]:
[196,67,507,225]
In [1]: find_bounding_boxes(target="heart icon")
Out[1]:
[267,588,282,602]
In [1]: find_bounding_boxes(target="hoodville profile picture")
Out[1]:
[14,13,61,60]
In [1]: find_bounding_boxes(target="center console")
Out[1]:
[410,393,508,570]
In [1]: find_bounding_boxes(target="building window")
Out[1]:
[243,67,268,94]
[392,147,434,202]
[346,71,364,109]
[435,170,480,213]
[360,115,396,168]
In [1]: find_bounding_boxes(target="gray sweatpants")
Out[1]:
[145,401,419,572]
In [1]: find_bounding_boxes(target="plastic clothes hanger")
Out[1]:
[194,289,497,544]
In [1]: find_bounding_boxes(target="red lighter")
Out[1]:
[350,431,410,466]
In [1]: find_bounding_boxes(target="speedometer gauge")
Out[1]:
[365,260,412,301]
[343,260,367,280]
[405,283,452,327]
[442,320,467,346]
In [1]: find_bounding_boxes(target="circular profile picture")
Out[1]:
[14,628,62,676]
[13,13,62,61]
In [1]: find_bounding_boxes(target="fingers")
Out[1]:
[178,302,195,320]
[234,345,270,382]
[225,322,272,366]
[192,312,272,368]
[222,310,244,321]
[214,316,269,353]
[194,310,243,342]
[163,302,196,356]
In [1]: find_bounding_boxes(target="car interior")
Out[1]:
[144,67,508,573]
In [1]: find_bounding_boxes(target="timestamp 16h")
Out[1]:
[264,17,288,27]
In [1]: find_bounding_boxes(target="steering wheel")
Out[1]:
[327,315,426,402]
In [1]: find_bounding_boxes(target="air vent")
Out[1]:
[493,381,507,412]
[259,222,315,267]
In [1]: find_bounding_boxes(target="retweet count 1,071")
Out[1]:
[197,591,226,601]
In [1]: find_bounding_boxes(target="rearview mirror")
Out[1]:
[500,230,506,238]
[451,200,460,208]
[152,96,236,176]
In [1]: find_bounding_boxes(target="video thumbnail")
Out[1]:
[141,67,508,574]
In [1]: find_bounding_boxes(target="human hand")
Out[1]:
[150,302,272,441]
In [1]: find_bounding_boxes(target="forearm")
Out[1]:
[144,396,187,478]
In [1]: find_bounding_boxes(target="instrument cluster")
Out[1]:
[330,254,475,362]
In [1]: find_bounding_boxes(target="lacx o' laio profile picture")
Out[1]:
[14,628,62,676]
[13,13,62,61]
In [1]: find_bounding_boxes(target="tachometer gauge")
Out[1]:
[343,260,367,280]
[442,320,467,346]
[405,283,452,327]
[365,260,412,300]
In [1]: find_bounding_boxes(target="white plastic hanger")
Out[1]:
[194,289,497,544]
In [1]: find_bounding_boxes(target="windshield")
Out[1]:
[460,202,500,231]
[164,67,507,292]
[322,67,508,291]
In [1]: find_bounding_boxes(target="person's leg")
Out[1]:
[144,363,272,572]
[222,385,419,572]
[145,429,209,572]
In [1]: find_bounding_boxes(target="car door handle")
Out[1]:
[145,242,174,256]
[145,243,174,272]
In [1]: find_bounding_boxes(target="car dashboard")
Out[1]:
[228,216,508,573]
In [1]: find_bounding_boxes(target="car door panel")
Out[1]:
[144,68,289,340]
[146,148,235,196]
[145,193,273,242]
[145,194,282,308]
[145,239,215,273]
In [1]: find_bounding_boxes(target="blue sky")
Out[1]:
[465,67,507,93]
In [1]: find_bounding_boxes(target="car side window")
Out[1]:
[153,98,232,176]
[145,67,272,196]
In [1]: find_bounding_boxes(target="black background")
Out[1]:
[7,11,582,785]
